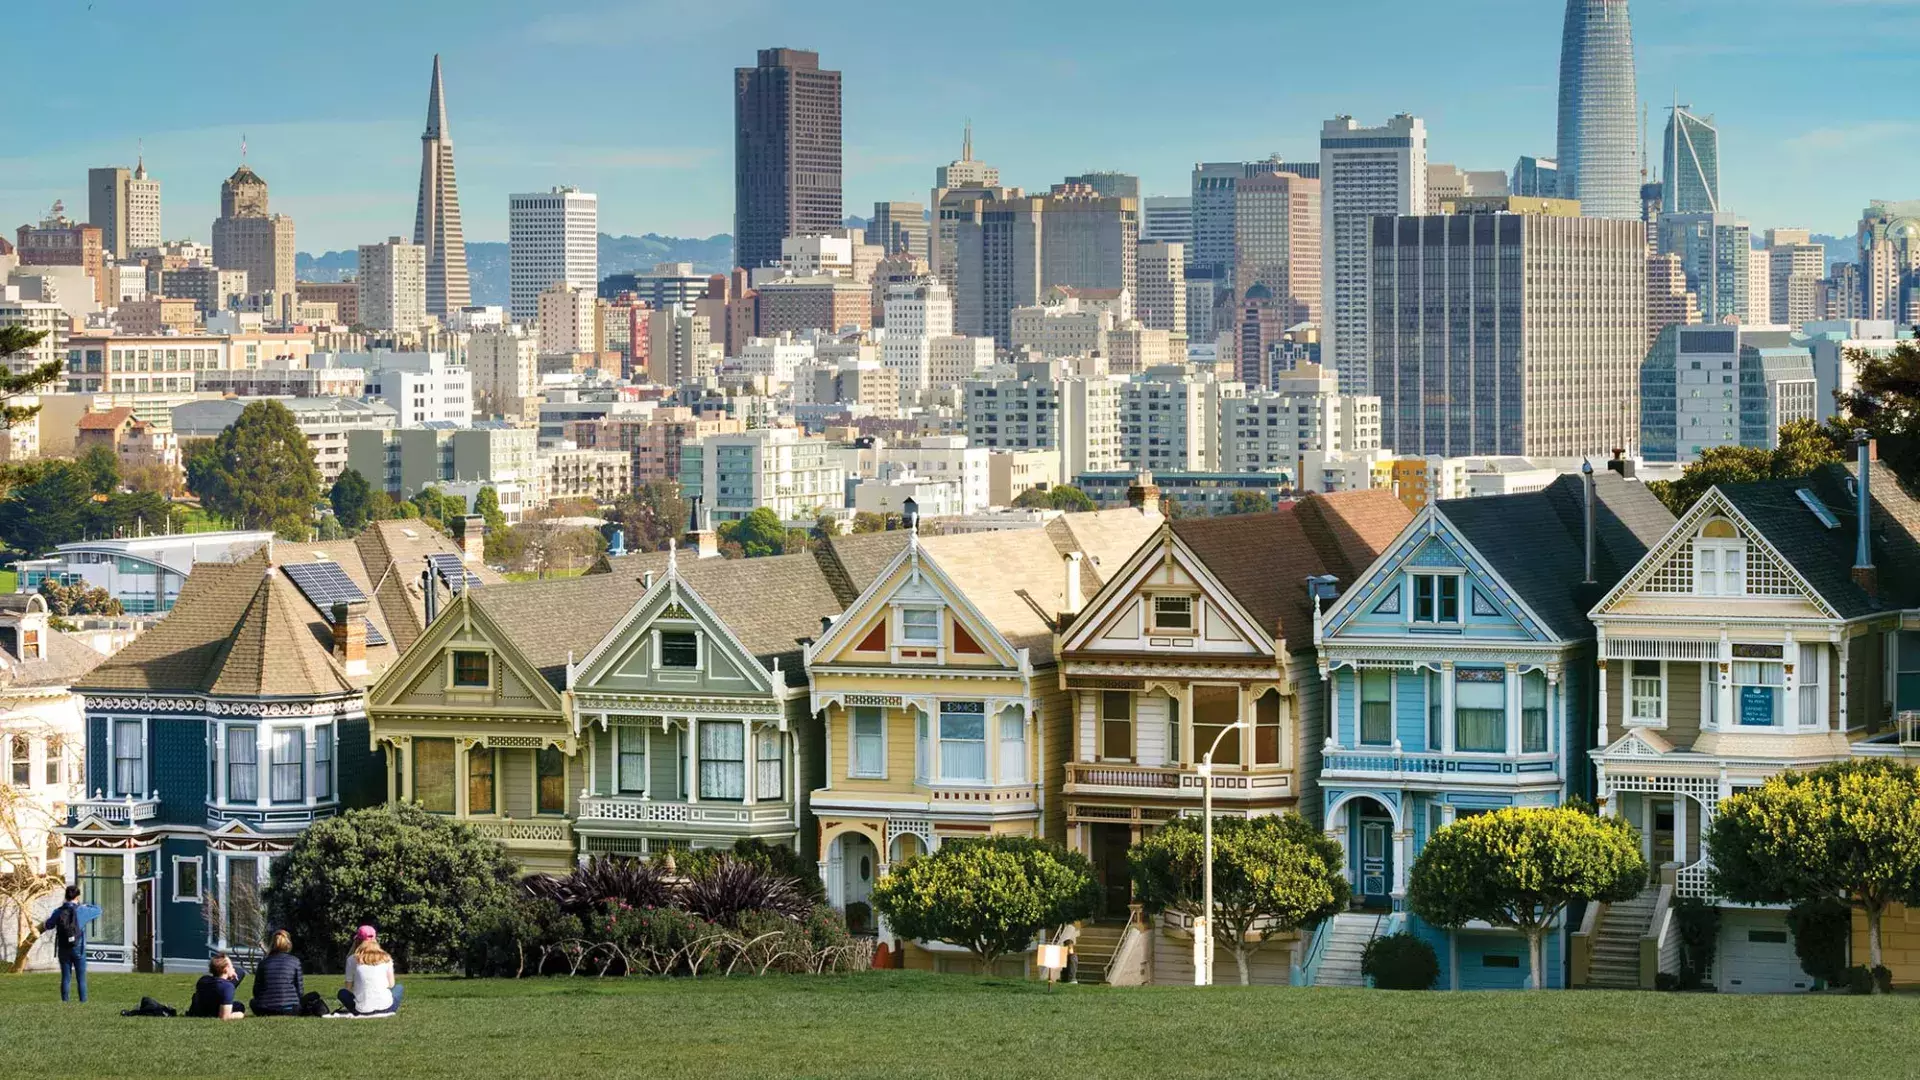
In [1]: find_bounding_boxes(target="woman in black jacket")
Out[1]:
[249,930,304,1016]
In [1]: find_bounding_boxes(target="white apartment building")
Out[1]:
[508,186,598,324]
[358,236,428,332]
[172,395,398,483]
[838,434,992,514]
[0,285,69,377]
[1122,365,1246,472]
[928,335,994,385]
[1219,363,1382,473]
[1009,297,1117,359]
[881,279,954,394]
[1136,241,1185,341]
[1320,114,1427,393]
[536,281,596,356]
[323,350,472,426]
[467,327,541,422]
[962,358,1124,484]
[685,426,845,524]
[535,446,631,506]
[776,235,855,280]
[852,473,964,519]
[1141,196,1192,245]
[1767,229,1826,331]
[733,334,815,388]
[63,334,232,394]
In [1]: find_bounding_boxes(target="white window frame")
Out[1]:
[1358,669,1395,747]
[1098,690,1133,762]
[448,647,494,690]
[1694,537,1748,597]
[656,627,702,670]
[1410,572,1463,625]
[313,723,334,801]
[171,855,203,903]
[850,706,887,779]
[1626,660,1667,728]
[998,708,1027,785]
[1798,643,1827,730]
[267,726,304,804]
[616,725,648,794]
[1150,594,1195,634]
[899,606,942,645]
[937,701,988,784]
[110,718,146,797]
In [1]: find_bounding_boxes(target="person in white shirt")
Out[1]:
[337,931,401,1014]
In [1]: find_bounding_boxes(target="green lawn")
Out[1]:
[1,970,1913,1079]
[0,569,16,594]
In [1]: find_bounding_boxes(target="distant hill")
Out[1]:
[296,233,736,307]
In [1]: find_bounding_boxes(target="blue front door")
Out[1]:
[1358,812,1393,909]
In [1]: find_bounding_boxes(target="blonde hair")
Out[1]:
[270,930,293,954]
[353,937,391,966]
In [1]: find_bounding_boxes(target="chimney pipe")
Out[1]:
[457,515,485,565]
[1061,551,1085,620]
[422,564,439,625]
[1853,431,1878,596]
[1582,460,1596,586]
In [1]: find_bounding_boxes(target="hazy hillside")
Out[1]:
[296,233,736,306]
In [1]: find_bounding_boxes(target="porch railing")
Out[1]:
[70,794,160,826]
[577,796,793,827]
[1064,762,1292,799]
[1899,711,1920,747]
[1322,748,1559,779]
[466,818,573,845]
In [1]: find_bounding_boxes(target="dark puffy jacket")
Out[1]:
[250,952,303,1014]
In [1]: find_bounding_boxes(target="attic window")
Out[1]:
[452,650,491,687]
[1151,595,1194,632]
[660,630,699,669]
[21,628,39,661]
[901,607,941,644]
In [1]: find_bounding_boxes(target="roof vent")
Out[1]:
[1796,488,1840,530]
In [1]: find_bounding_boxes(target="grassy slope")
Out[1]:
[1,970,1913,1080]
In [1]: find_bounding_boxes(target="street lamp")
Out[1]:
[1196,719,1249,987]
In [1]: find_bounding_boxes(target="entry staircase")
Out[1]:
[1586,885,1659,989]
[1311,912,1390,987]
[1072,922,1128,985]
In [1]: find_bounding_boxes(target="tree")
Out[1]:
[1013,485,1097,513]
[185,400,321,539]
[1129,814,1346,985]
[1225,490,1273,516]
[1408,806,1646,988]
[872,835,1100,973]
[1837,340,1920,482]
[849,511,896,534]
[38,579,124,617]
[0,326,64,430]
[1708,758,1920,989]
[1647,419,1846,516]
[0,461,90,555]
[0,759,65,971]
[474,486,508,534]
[501,519,605,577]
[717,507,789,558]
[366,490,400,523]
[606,481,690,553]
[409,486,468,535]
[77,445,120,495]
[329,468,373,532]
[263,803,520,973]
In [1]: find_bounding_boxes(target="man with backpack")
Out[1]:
[41,885,101,1003]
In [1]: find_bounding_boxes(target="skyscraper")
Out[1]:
[1141,196,1192,245]
[1556,0,1640,220]
[1189,158,1318,335]
[869,201,929,261]
[211,163,296,306]
[734,47,843,273]
[1657,211,1750,326]
[414,54,471,320]
[88,160,160,258]
[1320,114,1426,394]
[952,190,1136,345]
[930,125,1012,286]
[509,187,598,325]
[358,236,428,332]
[1232,172,1320,322]
[1662,105,1720,214]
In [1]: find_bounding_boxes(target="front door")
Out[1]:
[134,880,155,973]
[1358,812,1393,909]
[1090,823,1133,917]
[1649,798,1676,866]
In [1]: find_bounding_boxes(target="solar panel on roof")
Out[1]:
[282,561,389,647]
[426,552,484,591]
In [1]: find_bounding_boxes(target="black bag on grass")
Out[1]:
[121,996,176,1017]
[299,991,331,1017]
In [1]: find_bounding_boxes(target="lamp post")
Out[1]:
[1196,719,1249,987]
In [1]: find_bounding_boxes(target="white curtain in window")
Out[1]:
[998,709,1026,784]
[939,707,986,782]
[1798,644,1824,728]
[618,727,647,792]
[228,727,257,802]
[1732,660,1783,727]
[314,724,333,799]
[113,720,142,795]
[914,710,930,781]
[853,707,885,776]
[269,728,303,802]
[698,722,745,800]
[756,731,783,800]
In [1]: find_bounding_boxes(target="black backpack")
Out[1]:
[51,904,78,953]
[299,991,331,1017]
[121,996,176,1017]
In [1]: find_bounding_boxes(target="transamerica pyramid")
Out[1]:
[414,54,471,318]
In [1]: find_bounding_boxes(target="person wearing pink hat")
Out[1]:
[338,925,402,1015]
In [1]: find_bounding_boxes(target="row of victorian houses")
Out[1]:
[50,451,1920,991]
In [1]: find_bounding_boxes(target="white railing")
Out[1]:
[577,796,792,826]
[1322,748,1559,781]
[1069,763,1183,790]
[71,794,160,825]
[1105,919,1149,987]
[1064,762,1292,798]
[1900,712,1920,747]
[466,818,573,844]
[1603,638,1722,662]
[1676,860,1712,898]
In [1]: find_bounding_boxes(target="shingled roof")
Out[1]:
[1171,490,1411,649]
[1713,462,1920,619]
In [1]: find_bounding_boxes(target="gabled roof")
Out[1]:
[1171,490,1410,648]
[469,572,654,691]
[0,632,106,691]
[353,519,506,653]
[1440,472,1673,639]
[1714,463,1920,618]
[76,407,137,432]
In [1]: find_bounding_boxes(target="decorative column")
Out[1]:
[1716,633,1734,731]
[743,723,757,807]
[1440,662,1456,754]
[1673,795,1690,869]
[1782,629,1800,732]
[305,726,318,808]
[1392,827,1413,908]
[1504,664,1521,755]
[1596,655,1610,747]
[686,720,699,804]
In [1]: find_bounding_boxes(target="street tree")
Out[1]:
[872,836,1101,973]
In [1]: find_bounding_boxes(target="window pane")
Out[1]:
[1414,575,1435,620]
[1192,685,1240,765]
[902,608,940,643]
[469,747,497,811]
[1456,670,1506,752]
[853,707,884,776]
[1254,691,1280,763]
[9,734,27,786]
[1426,670,1442,751]
[227,857,262,949]
[1798,644,1823,727]
[1153,595,1193,629]
[939,703,987,782]
[698,723,744,800]
[1522,672,1547,753]
[269,729,303,802]
[78,854,124,945]
[1360,671,1392,745]
[757,732,783,800]
[413,737,456,813]
[617,729,646,793]
[228,727,257,802]
[452,650,490,686]
[660,631,699,669]
[113,720,142,795]
[314,725,333,798]
[537,747,567,812]
[1438,577,1460,621]
[999,710,1027,784]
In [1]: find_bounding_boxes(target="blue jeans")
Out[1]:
[59,949,86,1003]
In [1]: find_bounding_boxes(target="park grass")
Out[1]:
[0,569,16,593]
[1,969,1913,1080]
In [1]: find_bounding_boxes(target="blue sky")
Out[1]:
[5,0,1910,253]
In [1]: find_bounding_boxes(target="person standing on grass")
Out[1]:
[338,931,400,1015]
[41,885,100,1004]
[187,953,247,1020]
[250,929,305,1016]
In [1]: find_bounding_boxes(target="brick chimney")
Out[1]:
[1126,470,1161,517]
[687,496,720,559]
[331,599,369,677]
[456,515,485,565]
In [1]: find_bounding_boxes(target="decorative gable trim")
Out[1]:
[366,592,564,715]
[1591,488,1837,619]
[805,531,1024,673]
[1059,525,1274,656]
[568,551,776,703]
[1318,509,1558,644]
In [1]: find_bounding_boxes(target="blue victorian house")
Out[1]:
[1310,470,1672,988]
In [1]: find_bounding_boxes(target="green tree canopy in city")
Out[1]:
[1838,341,1920,482]
[77,445,119,495]
[717,507,791,558]
[1646,419,1846,516]
[329,468,373,532]
[0,326,64,431]
[1708,758,1920,989]
[1129,814,1347,985]
[1408,806,1646,988]
[1225,490,1273,515]
[185,399,321,540]
[872,836,1101,972]
[607,481,691,553]
[1012,485,1097,513]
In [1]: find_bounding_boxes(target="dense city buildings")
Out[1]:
[1765,228,1825,330]
[356,237,427,333]
[210,163,296,309]
[1321,115,1427,392]
[1556,0,1640,219]
[1509,155,1559,197]
[1141,195,1191,245]
[16,203,106,305]
[414,55,471,319]
[1640,325,1818,463]
[1657,211,1751,326]
[869,201,929,261]
[508,186,597,325]
[734,48,843,272]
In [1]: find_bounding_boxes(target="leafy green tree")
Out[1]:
[1708,758,1920,988]
[474,486,508,534]
[263,803,519,973]
[716,507,789,558]
[872,835,1101,972]
[1409,806,1646,988]
[1837,341,1920,481]
[185,400,321,539]
[366,489,399,522]
[1013,485,1097,513]
[0,462,90,554]
[1129,814,1346,985]
[850,511,897,534]
[329,468,373,532]
[37,580,123,617]
[77,445,120,495]
[409,486,467,534]
[0,326,64,430]
[1225,490,1272,516]
[607,480,690,552]
[1646,419,1846,516]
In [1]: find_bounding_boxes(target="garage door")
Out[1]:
[1717,910,1811,994]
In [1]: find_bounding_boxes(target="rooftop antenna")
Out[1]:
[241,133,248,162]
[962,120,973,162]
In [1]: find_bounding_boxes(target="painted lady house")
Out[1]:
[58,521,496,971]
[1314,469,1672,989]
[1584,452,1918,993]
[1054,489,1410,985]
[804,503,1161,969]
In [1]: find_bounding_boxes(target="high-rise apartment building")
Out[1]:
[1142,196,1192,245]
[1321,114,1427,393]
[1641,325,1818,463]
[1662,105,1720,215]
[1121,365,1244,472]
[536,282,598,356]
[1556,0,1639,220]
[211,164,296,307]
[869,201,929,261]
[929,126,1013,286]
[1746,250,1773,326]
[1220,364,1382,473]
[88,161,160,258]
[881,279,954,394]
[1857,200,1920,323]
[1136,241,1187,342]
[414,55,472,319]
[734,47,843,272]
[508,186,598,325]
[1657,211,1750,325]
[646,308,716,385]
[961,358,1124,483]
[1424,164,1507,214]
[467,327,540,422]
[1369,198,1647,457]
[954,191,1137,346]
[357,237,427,332]
[1765,229,1824,330]
[1647,249,1702,348]
[1188,158,1319,327]
[1233,172,1321,322]
[1510,156,1560,198]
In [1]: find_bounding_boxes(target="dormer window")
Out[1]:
[451,650,491,688]
[1694,519,1747,596]
[659,630,699,669]
[1151,595,1194,632]
[901,607,941,644]
[21,628,39,661]
[1412,574,1460,624]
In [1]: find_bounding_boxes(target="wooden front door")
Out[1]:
[1649,798,1676,866]
[134,880,155,973]
[1358,812,1393,909]
[1090,823,1133,917]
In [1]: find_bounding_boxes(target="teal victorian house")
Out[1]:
[1310,470,1672,988]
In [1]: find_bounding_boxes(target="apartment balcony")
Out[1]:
[69,794,160,827]
[1062,762,1295,803]
[1320,746,1561,785]
[576,795,796,836]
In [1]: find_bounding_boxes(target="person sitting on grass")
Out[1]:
[250,929,304,1016]
[187,953,246,1020]
[337,930,400,1015]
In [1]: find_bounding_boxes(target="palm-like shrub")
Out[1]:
[524,855,675,917]
[681,856,810,926]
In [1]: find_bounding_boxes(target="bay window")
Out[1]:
[1192,685,1240,765]
[938,702,987,782]
[1522,671,1548,753]
[1455,669,1506,752]
[851,707,885,777]
[112,719,142,795]
[617,728,646,793]
[1628,660,1664,725]
[757,730,783,800]
[998,709,1026,784]
[269,728,304,803]
[1359,670,1392,746]
[1253,691,1280,764]
[227,726,258,802]
[77,854,123,945]
[698,722,744,800]
[1732,650,1785,727]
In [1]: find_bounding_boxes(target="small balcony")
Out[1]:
[1320,747,1561,784]
[576,796,795,831]
[465,817,576,849]
[1063,762,1294,802]
[70,793,161,826]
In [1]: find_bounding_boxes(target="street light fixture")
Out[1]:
[1195,719,1249,987]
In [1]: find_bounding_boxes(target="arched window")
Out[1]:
[1693,519,1746,596]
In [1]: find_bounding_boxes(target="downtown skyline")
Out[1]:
[2,0,1904,253]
